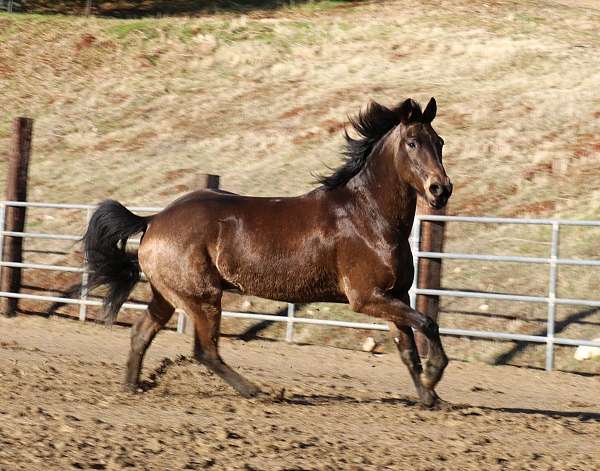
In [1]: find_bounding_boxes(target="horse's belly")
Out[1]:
[216,250,343,303]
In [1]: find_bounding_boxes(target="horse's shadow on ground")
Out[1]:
[142,356,600,422]
[281,393,600,421]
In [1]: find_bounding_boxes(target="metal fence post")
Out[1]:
[409,217,421,309]
[177,312,187,334]
[545,222,560,371]
[0,203,5,282]
[78,208,91,322]
[286,303,295,342]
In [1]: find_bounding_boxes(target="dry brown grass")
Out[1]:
[1,0,599,371]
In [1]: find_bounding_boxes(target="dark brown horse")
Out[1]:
[83,97,452,407]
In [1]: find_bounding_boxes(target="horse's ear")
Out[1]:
[422,97,437,123]
[397,98,422,124]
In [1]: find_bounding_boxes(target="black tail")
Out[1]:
[82,200,150,324]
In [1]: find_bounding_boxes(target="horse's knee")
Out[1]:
[421,317,439,338]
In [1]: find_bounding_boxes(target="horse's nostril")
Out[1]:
[429,183,443,197]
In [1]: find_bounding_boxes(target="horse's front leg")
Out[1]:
[347,287,448,407]
[391,324,440,407]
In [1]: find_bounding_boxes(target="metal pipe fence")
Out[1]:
[0,1,19,13]
[1,200,599,371]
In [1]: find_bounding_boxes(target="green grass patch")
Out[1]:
[106,20,161,40]
[293,0,360,12]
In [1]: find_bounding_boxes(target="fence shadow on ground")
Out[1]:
[444,307,600,328]
[492,306,600,366]
[237,302,307,341]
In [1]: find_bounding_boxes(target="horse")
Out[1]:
[83,97,453,408]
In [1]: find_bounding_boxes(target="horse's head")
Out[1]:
[393,98,452,209]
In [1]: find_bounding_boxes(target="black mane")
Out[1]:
[317,99,423,190]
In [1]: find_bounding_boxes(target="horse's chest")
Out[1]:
[391,254,414,293]
[381,241,414,293]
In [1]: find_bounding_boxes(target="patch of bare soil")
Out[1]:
[0,315,598,470]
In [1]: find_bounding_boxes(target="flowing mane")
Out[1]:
[317,98,423,190]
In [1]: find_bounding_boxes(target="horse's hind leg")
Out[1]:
[124,286,174,392]
[179,293,261,398]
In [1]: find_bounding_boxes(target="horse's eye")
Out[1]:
[407,141,416,149]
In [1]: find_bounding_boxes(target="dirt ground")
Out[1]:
[0,316,599,470]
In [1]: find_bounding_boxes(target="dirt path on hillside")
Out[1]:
[0,315,599,470]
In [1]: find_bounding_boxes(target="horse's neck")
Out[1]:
[348,138,417,236]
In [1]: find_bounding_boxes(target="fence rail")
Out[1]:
[0,1,20,13]
[1,200,599,371]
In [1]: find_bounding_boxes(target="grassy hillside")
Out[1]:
[1,1,599,212]
[1,0,599,371]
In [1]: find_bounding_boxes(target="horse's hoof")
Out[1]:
[238,384,262,399]
[419,390,439,409]
[418,387,450,410]
[432,398,452,411]
[419,392,451,411]
[123,383,142,394]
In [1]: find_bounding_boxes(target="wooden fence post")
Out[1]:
[1,117,33,317]
[179,174,220,334]
[194,174,220,190]
[414,195,446,356]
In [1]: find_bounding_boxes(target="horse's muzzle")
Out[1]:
[427,180,452,209]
